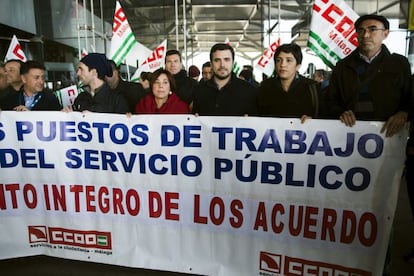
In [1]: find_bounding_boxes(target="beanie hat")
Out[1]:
[80,53,113,79]
[188,65,200,78]
[354,14,389,30]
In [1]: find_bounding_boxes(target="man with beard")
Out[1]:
[192,43,257,116]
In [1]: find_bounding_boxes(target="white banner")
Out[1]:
[0,112,407,276]
[109,1,137,65]
[308,0,359,68]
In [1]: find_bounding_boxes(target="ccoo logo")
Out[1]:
[28,226,48,243]
[260,251,281,274]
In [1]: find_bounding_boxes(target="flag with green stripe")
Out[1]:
[307,0,359,68]
[109,1,137,66]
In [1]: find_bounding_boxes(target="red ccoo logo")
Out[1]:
[260,251,282,274]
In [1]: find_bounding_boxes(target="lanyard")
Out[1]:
[20,92,42,110]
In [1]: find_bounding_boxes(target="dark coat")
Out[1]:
[111,79,147,113]
[73,83,129,113]
[327,45,412,121]
[192,73,257,116]
[257,75,323,118]
[174,69,198,104]
[1,89,61,111]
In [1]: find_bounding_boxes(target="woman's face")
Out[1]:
[152,73,170,100]
[275,51,301,81]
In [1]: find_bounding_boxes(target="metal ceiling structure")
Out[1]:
[93,0,403,57]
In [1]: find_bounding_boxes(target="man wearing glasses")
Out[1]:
[327,14,412,137]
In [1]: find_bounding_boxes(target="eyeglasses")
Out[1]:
[356,27,386,35]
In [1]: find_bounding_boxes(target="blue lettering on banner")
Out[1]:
[212,127,383,159]
[214,158,371,191]
[161,125,202,147]
[0,148,54,168]
[65,149,202,176]
[13,121,150,146]
[0,122,4,141]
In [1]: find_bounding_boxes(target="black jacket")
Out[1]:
[327,45,412,121]
[174,69,198,104]
[73,83,129,113]
[192,73,257,116]
[1,89,61,111]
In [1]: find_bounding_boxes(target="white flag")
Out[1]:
[109,1,137,66]
[55,85,79,108]
[308,0,359,68]
[254,38,280,77]
[130,40,167,82]
[4,35,27,62]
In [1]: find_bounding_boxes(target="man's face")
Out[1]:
[165,54,182,75]
[77,62,95,85]
[22,68,45,94]
[356,19,389,56]
[211,50,233,80]
[5,61,21,85]
[202,66,213,80]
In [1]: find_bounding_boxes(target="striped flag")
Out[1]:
[109,1,137,66]
[307,0,359,68]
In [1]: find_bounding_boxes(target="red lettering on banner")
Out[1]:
[23,183,37,209]
[0,183,20,209]
[358,212,377,246]
[85,185,95,211]
[193,194,244,227]
[98,186,110,213]
[321,208,337,241]
[229,199,243,228]
[271,203,284,233]
[210,197,225,225]
[193,194,208,224]
[253,201,268,231]
[254,202,378,247]
[43,184,66,211]
[303,206,318,239]
[149,191,179,220]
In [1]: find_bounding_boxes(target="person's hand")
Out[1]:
[381,111,407,137]
[13,105,29,111]
[339,110,356,127]
[300,115,311,124]
[61,105,73,113]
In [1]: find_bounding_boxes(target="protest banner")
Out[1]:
[0,112,407,275]
[308,0,359,68]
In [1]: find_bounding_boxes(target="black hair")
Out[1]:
[273,43,303,65]
[209,43,235,62]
